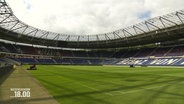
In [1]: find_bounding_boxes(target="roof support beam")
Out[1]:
[32,29,38,37]
[176,12,184,24]
[30,30,39,41]
[145,21,160,31]
[39,32,49,39]
[25,29,38,36]
[105,34,110,40]
[122,29,133,37]
[96,35,100,41]
[8,20,19,31]
[0,20,17,24]
[11,24,27,31]
[66,35,70,41]
[113,31,121,39]
[133,25,146,34]
[53,34,60,41]
[21,26,28,34]
[77,36,80,41]
[159,16,178,26]
[0,14,11,24]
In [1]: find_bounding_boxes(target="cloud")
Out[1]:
[138,10,151,20]
[5,0,184,35]
[23,0,32,11]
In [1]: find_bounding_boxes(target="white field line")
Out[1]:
[76,82,114,96]
[148,66,184,68]
[104,65,184,68]
[112,85,166,96]
[76,82,168,96]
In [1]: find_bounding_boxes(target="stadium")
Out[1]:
[0,0,184,103]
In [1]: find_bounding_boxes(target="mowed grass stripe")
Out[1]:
[28,65,184,104]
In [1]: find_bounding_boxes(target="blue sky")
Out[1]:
[5,0,184,35]
[138,10,151,20]
[23,0,32,10]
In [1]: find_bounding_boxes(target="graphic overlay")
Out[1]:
[10,88,31,98]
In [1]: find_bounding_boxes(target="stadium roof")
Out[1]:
[0,0,184,49]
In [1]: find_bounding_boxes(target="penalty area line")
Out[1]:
[76,83,168,96]
[112,85,166,96]
[76,82,114,96]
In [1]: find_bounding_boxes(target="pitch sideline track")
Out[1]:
[0,66,59,104]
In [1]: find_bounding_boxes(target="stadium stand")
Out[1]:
[116,58,184,66]
[0,1,183,67]
[0,41,183,66]
[0,1,184,104]
[166,46,184,56]
[20,46,38,55]
[37,58,55,64]
[134,48,155,57]
[16,58,37,64]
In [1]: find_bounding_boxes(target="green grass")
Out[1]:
[28,65,184,104]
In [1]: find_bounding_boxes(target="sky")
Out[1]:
[5,0,184,35]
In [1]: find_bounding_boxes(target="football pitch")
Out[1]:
[28,65,184,104]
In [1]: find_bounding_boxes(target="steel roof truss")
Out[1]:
[96,35,100,41]
[0,3,12,15]
[53,34,60,41]
[133,25,146,34]
[25,29,38,36]
[145,21,160,30]
[8,20,19,31]
[1,20,17,24]
[113,32,121,39]
[66,35,70,41]
[77,36,80,41]
[39,32,49,39]
[122,29,127,38]
[88,35,89,42]
[159,17,166,28]
[122,29,133,37]
[160,16,178,26]
[11,24,27,31]
[105,34,110,40]
[176,12,184,24]
[177,11,184,16]
[0,14,11,24]
[21,25,28,34]
[30,30,39,41]
[32,29,38,37]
